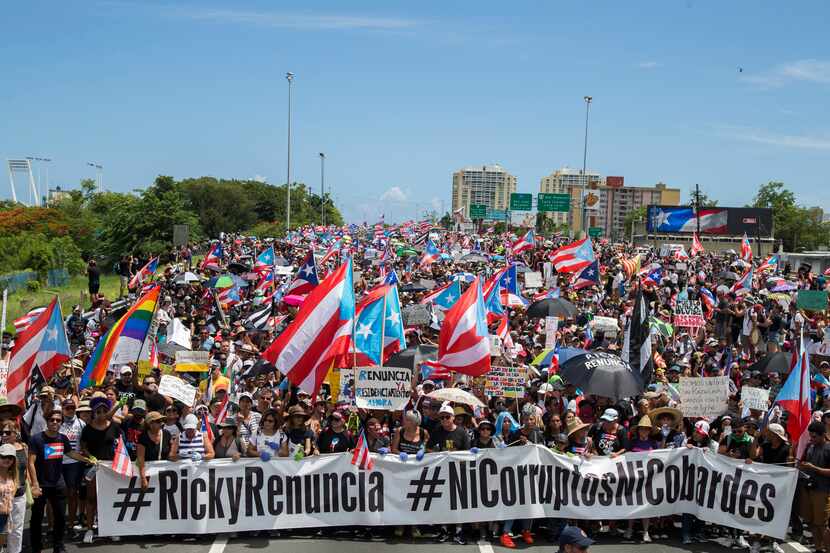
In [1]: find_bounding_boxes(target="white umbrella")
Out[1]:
[174,271,200,283]
[427,388,486,408]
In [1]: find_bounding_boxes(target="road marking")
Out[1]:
[208,535,228,553]
[782,540,810,553]
[477,540,495,553]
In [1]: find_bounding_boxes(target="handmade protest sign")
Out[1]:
[485,365,527,398]
[673,300,705,328]
[797,290,828,312]
[167,318,192,350]
[524,272,543,289]
[175,350,209,372]
[544,317,558,350]
[137,360,174,381]
[97,445,796,539]
[741,386,770,412]
[678,376,729,418]
[402,305,431,326]
[354,367,411,410]
[158,374,197,406]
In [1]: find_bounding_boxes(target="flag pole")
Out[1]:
[380,290,387,368]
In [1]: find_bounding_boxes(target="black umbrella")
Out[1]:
[227,262,250,274]
[400,282,428,293]
[460,253,488,263]
[526,298,577,319]
[719,270,739,281]
[746,352,815,374]
[559,352,645,400]
[386,345,439,370]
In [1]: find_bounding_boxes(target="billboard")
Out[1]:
[606,176,624,188]
[646,206,772,237]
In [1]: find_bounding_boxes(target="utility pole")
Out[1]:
[285,72,294,234]
[319,152,326,226]
[695,183,701,237]
[581,96,592,237]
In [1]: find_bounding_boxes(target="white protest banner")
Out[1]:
[489,335,502,357]
[673,300,705,328]
[591,316,619,336]
[741,386,770,412]
[175,350,209,372]
[158,374,197,406]
[354,367,411,410]
[275,265,294,276]
[96,445,796,539]
[485,365,527,398]
[402,305,431,326]
[167,318,192,350]
[544,317,558,350]
[679,376,730,418]
[524,271,543,289]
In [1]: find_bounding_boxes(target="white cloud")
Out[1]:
[430,197,442,212]
[253,174,267,183]
[720,125,830,151]
[742,59,830,88]
[380,186,408,202]
[638,61,660,69]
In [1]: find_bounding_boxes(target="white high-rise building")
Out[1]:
[451,164,517,219]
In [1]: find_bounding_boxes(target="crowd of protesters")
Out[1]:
[3,226,830,553]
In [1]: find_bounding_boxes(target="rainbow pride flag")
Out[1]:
[80,286,160,389]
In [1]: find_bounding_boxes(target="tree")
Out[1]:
[688,188,718,208]
[623,206,648,239]
[750,181,830,251]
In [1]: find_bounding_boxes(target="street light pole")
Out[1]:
[285,72,294,234]
[581,96,592,237]
[319,152,326,226]
[87,162,103,191]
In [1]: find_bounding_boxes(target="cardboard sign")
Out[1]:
[797,290,828,312]
[741,386,770,412]
[158,374,197,406]
[489,335,502,357]
[674,300,705,328]
[544,317,558,350]
[678,376,729,418]
[168,318,192,350]
[136,360,174,381]
[354,367,411,410]
[402,305,431,326]
[485,365,527,398]
[591,316,619,336]
[175,350,209,372]
[524,272,543,289]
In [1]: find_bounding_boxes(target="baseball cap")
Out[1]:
[599,408,619,422]
[422,380,436,388]
[694,420,710,436]
[438,404,455,417]
[767,423,789,443]
[559,525,593,548]
[182,414,199,430]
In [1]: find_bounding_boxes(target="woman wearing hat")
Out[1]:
[648,407,686,449]
[279,406,314,458]
[0,420,27,553]
[624,415,657,543]
[136,411,177,489]
[565,417,593,458]
[213,420,244,461]
[79,396,121,543]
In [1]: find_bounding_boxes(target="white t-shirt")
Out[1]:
[249,429,287,454]
[60,416,86,464]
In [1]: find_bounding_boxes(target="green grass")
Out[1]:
[3,273,121,335]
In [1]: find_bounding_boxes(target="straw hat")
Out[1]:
[633,415,653,430]
[566,417,590,437]
[144,411,164,425]
[287,405,309,420]
[648,407,682,427]
[0,397,22,418]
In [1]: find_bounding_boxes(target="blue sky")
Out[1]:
[2,1,829,223]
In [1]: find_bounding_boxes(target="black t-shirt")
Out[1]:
[123,419,143,460]
[87,265,100,284]
[508,428,544,446]
[589,424,628,456]
[138,430,173,462]
[141,391,167,413]
[81,421,122,461]
[115,381,137,406]
[317,428,354,454]
[720,434,752,460]
[119,260,131,277]
[759,439,789,465]
[30,432,72,488]
[287,427,315,447]
[427,426,471,452]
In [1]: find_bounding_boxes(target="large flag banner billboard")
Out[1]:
[647,206,772,236]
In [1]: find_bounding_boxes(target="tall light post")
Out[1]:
[285,72,294,234]
[87,162,103,191]
[319,152,326,226]
[580,95,592,236]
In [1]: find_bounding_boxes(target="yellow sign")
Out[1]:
[137,361,174,380]
[175,351,210,372]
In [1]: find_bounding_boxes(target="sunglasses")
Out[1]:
[149,420,162,425]
[440,415,452,420]
[48,418,63,424]
[0,431,14,436]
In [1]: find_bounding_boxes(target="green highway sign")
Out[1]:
[469,204,487,219]
[588,227,603,237]
[537,193,570,212]
[509,193,533,211]
[486,208,508,221]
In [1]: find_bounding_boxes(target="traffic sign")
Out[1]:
[588,227,603,238]
[486,208,508,221]
[510,193,533,211]
[537,193,570,212]
[469,204,486,219]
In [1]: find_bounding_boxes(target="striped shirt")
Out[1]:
[177,430,205,458]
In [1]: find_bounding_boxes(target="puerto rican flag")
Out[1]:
[129,257,158,289]
[772,331,812,457]
[673,246,690,261]
[351,284,406,366]
[690,232,704,256]
[641,265,663,287]
[699,287,717,318]
[499,264,528,307]
[112,435,134,478]
[7,296,70,406]
[423,277,491,377]
[549,237,595,273]
[319,240,341,266]
[731,266,754,295]
[253,245,275,273]
[511,230,535,255]
[534,287,561,300]
[200,242,223,271]
[758,254,779,273]
[419,280,462,311]
[482,270,506,322]
[255,269,275,294]
[740,233,753,262]
[262,258,355,395]
[13,307,46,334]
[44,441,64,460]
[351,430,374,470]
[420,240,441,268]
[572,260,600,290]
[285,249,319,296]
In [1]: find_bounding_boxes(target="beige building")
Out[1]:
[539,167,602,227]
[452,164,517,219]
